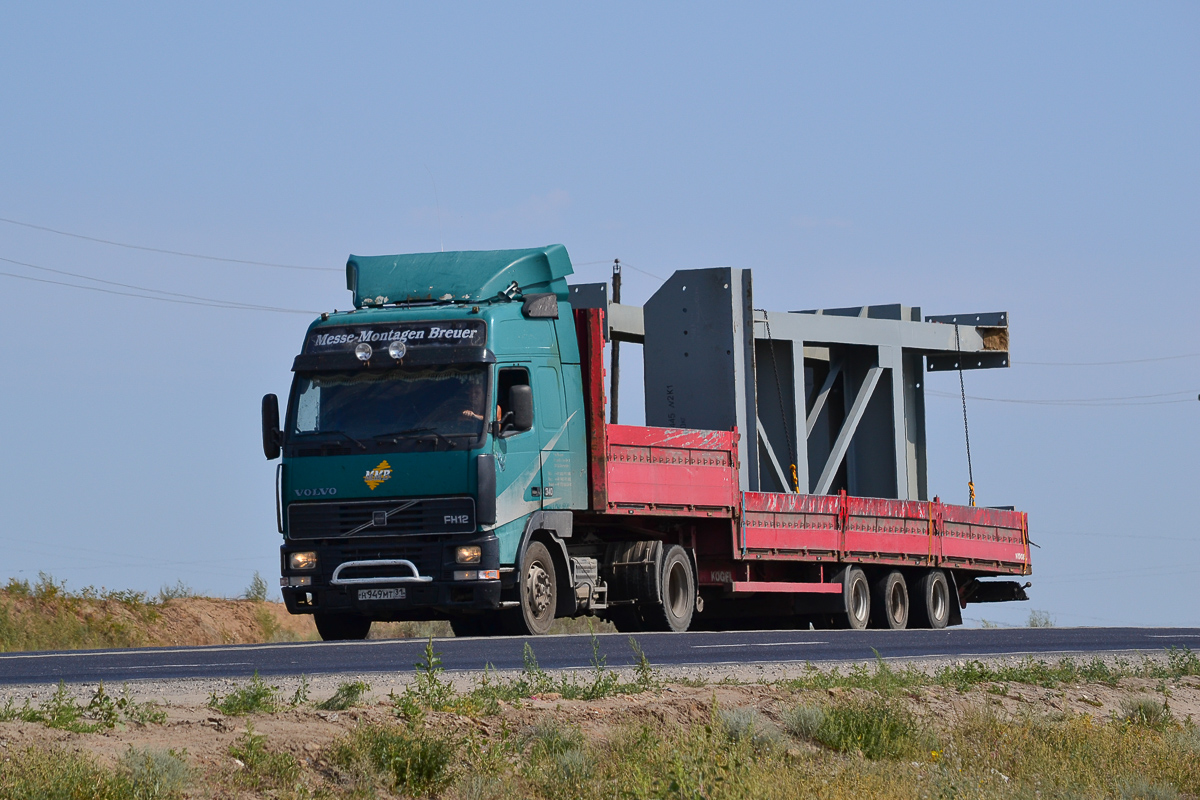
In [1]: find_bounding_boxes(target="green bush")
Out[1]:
[815,696,930,760]
[331,723,459,796]
[1118,776,1181,800]
[1121,696,1173,731]
[120,747,190,800]
[228,725,301,791]
[782,702,826,740]
[718,706,783,751]
[156,581,194,602]
[525,719,585,758]
[1027,609,1055,628]
[0,745,129,799]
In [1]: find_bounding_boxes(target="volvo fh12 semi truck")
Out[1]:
[262,245,1030,639]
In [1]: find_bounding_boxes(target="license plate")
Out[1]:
[358,588,405,601]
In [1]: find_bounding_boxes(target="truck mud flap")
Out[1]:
[960,579,1031,604]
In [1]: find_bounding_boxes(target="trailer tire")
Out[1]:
[313,613,372,641]
[911,569,951,629]
[503,541,558,636]
[643,545,696,632]
[840,567,870,630]
[870,571,909,630]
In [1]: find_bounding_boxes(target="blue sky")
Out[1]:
[1,3,1196,626]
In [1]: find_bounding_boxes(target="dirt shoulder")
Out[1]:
[2,651,1198,798]
[1,653,1197,766]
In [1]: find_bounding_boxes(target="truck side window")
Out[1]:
[497,367,532,428]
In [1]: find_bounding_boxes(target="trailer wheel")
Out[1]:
[504,541,557,636]
[840,567,870,630]
[911,570,950,629]
[870,571,909,630]
[313,613,372,641]
[643,545,696,632]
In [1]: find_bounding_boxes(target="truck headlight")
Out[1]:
[289,551,318,570]
[455,546,481,564]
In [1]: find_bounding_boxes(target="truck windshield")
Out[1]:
[287,365,487,453]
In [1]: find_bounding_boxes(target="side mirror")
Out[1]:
[262,393,282,459]
[509,384,533,432]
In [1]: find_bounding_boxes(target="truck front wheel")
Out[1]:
[643,545,696,633]
[504,541,557,636]
[314,612,372,641]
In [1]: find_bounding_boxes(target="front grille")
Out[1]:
[287,497,475,539]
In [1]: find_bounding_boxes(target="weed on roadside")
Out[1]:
[317,680,371,711]
[629,637,662,692]
[0,681,165,732]
[776,647,1200,696]
[290,674,310,706]
[208,672,280,715]
[394,635,664,721]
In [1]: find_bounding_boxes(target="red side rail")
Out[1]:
[574,307,739,517]
[605,424,738,515]
[742,491,1030,577]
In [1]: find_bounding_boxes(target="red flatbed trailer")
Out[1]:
[575,308,1030,628]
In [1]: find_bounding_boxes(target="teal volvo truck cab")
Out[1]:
[263,246,589,639]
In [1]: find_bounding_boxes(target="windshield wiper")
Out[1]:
[374,427,456,448]
[296,430,367,450]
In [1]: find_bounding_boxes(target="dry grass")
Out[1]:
[3,656,1200,798]
[0,573,321,651]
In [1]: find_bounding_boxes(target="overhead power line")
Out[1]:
[926,388,1197,407]
[0,255,313,313]
[1015,353,1200,366]
[571,259,665,281]
[0,215,339,272]
[617,261,666,281]
[0,262,316,315]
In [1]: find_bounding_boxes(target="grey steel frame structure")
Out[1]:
[571,267,1009,501]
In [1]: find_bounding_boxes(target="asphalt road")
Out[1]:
[1,627,1198,687]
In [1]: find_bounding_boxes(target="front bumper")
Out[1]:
[280,534,501,619]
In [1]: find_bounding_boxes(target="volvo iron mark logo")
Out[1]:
[294,487,337,497]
